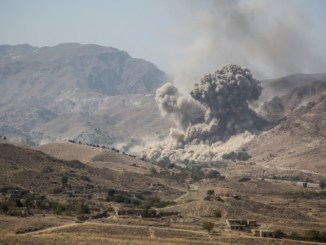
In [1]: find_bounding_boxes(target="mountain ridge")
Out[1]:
[0,43,170,144]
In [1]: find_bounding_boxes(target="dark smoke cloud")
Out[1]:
[142,64,268,162]
[189,64,266,140]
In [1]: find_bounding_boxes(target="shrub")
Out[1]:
[75,202,90,215]
[319,179,326,189]
[1,203,9,213]
[191,166,204,181]
[61,175,68,186]
[306,230,326,242]
[214,210,222,218]
[15,199,23,207]
[157,156,171,168]
[238,177,251,182]
[222,151,252,161]
[290,231,300,239]
[207,190,215,196]
[53,201,90,215]
[107,189,116,196]
[222,151,237,161]
[237,151,251,161]
[206,170,220,179]
[80,175,91,182]
[140,198,175,209]
[275,229,286,238]
[150,167,157,174]
[153,200,176,208]
[202,222,214,232]
[53,202,67,215]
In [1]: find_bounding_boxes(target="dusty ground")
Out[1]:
[1,174,325,245]
[1,142,325,245]
[0,215,324,245]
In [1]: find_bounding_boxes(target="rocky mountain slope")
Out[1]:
[0,43,169,145]
[0,43,325,166]
[246,82,326,174]
[0,141,181,198]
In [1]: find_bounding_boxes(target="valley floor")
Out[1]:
[0,215,324,245]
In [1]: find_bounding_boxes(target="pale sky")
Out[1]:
[1,0,325,80]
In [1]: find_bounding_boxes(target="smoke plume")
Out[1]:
[142,64,268,162]
[166,0,326,88]
[155,83,205,130]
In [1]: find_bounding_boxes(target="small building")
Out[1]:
[226,219,258,231]
[117,208,159,218]
[253,230,276,238]
[252,229,260,236]
[247,220,257,227]
[226,219,247,230]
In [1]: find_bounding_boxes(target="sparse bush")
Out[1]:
[202,221,214,232]
[140,198,175,209]
[306,229,326,242]
[206,170,220,179]
[237,151,251,161]
[42,166,54,173]
[222,151,237,161]
[222,151,251,161]
[105,189,175,209]
[61,175,68,186]
[290,231,300,239]
[191,166,204,181]
[15,199,23,207]
[80,175,91,182]
[75,202,90,214]
[150,167,157,174]
[214,210,222,218]
[1,203,9,213]
[207,190,215,196]
[238,177,251,182]
[157,156,171,168]
[107,189,116,196]
[275,229,286,238]
[53,201,90,215]
[153,199,176,208]
[131,199,141,206]
[53,202,67,215]
[319,179,326,189]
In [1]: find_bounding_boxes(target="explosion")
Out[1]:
[142,65,268,162]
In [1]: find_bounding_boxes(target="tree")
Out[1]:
[202,221,214,233]
[1,203,9,213]
[206,170,220,179]
[275,229,286,238]
[237,151,251,161]
[306,230,326,242]
[191,166,204,181]
[158,156,171,168]
[61,175,68,186]
[319,179,326,189]
[214,210,222,218]
[207,190,215,196]
[150,167,157,174]
[107,189,116,196]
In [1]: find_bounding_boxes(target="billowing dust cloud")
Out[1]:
[142,64,268,163]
